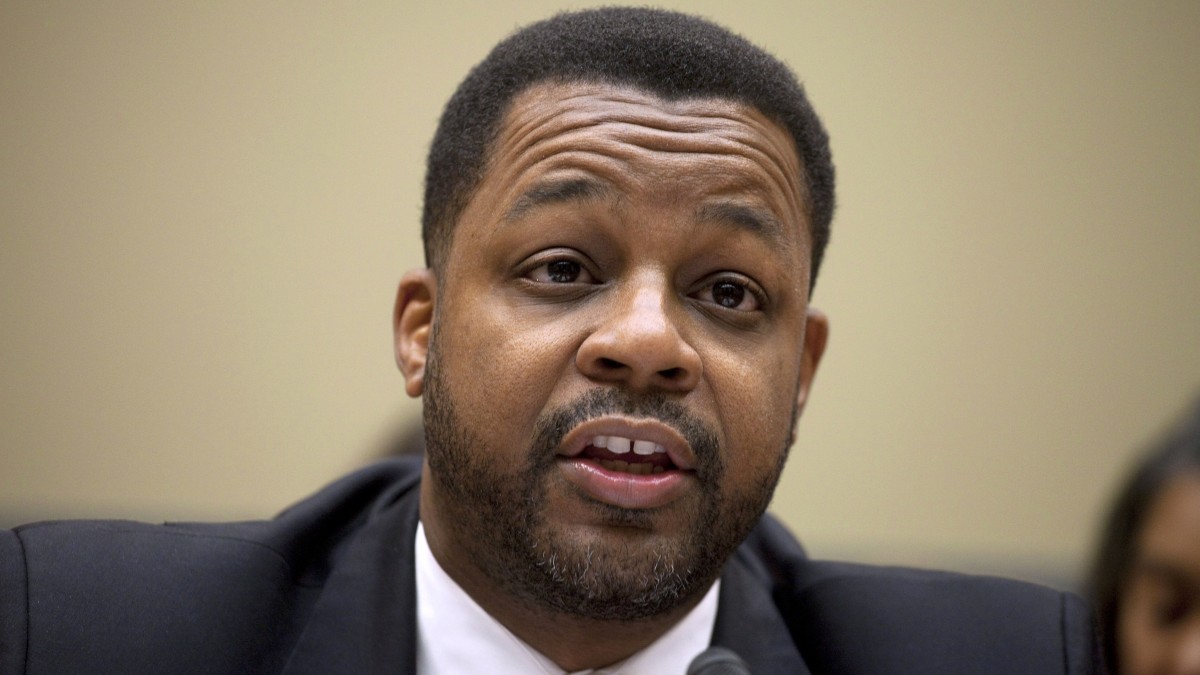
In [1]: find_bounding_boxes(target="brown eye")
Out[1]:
[525,256,596,285]
[1154,595,1191,627]
[547,260,581,283]
[692,275,764,314]
[712,281,746,308]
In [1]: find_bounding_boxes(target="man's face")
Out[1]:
[402,81,827,620]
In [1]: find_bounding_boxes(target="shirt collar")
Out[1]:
[415,522,719,675]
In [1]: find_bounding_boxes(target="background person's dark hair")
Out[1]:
[422,6,835,291]
[1087,394,1200,672]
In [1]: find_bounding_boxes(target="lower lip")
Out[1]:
[556,458,691,510]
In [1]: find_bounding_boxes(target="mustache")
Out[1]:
[530,388,723,478]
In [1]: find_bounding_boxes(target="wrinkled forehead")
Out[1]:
[481,80,811,238]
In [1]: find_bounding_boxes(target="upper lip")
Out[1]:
[557,416,697,471]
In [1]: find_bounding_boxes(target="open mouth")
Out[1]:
[579,435,677,476]
[556,419,694,509]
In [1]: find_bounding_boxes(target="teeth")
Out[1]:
[632,440,657,455]
[592,436,666,456]
[606,437,631,454]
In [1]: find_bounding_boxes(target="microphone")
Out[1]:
[686,646,751,675]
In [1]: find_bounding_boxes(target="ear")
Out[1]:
[393,269,437,398]
[795,307,829,416]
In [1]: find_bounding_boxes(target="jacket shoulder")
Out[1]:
[735,515,1103,674]
[1,457,422,675]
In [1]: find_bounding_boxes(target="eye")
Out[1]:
[712,281,748,308]
[547,260,583,283]
[694,276,763,312]
[524,255,598,285]
[1153,594,1191,627]
[1128,569,1196,630]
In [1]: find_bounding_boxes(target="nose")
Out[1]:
[576,276,701,393]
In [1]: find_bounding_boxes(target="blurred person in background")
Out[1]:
[1090,394,1200,675]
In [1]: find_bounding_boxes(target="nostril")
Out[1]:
[658,367,684,380]
[598,357,624,370]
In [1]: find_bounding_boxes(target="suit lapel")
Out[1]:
[281,475,421,675]
[711,548,812,674]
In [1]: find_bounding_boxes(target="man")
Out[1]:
[1,8,1100,674]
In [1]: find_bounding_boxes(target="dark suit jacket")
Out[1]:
[1,457,1101,674]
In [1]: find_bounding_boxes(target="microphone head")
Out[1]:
[686,646,751,675]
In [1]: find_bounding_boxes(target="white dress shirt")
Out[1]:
[415,523,719,675]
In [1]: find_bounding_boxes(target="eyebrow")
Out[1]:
[694,201,786,245]
[504,177,616,222]
[1133,559,1200,595]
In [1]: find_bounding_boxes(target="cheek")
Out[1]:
[438,298,583,422]
[709,343,801,440]
[703,346,800,495]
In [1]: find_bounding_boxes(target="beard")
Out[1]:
[421,342,787,621]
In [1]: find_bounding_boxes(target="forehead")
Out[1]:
[1134,472,1200,585]
[499,80,800,161]
[470,80,810,245]
[1141,473,1200,547]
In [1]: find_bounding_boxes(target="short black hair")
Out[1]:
[422,6,835,290]
[1087,395,1200,673]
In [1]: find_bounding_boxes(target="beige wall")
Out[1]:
[2,1,1197,586]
